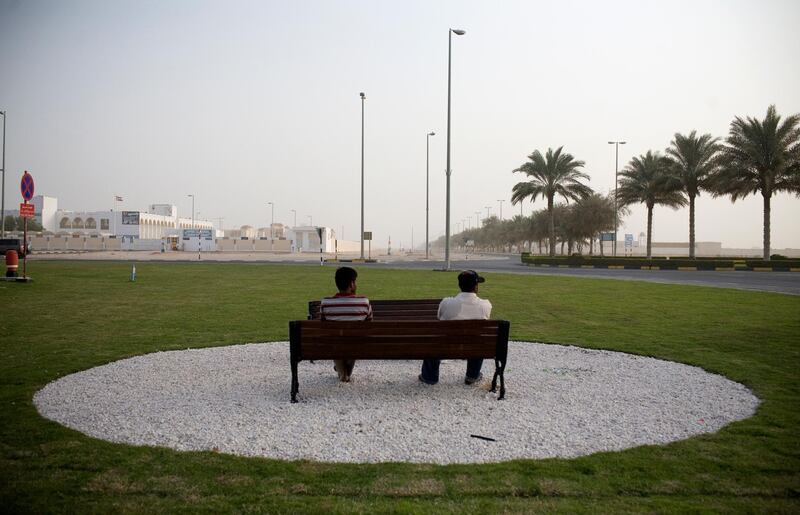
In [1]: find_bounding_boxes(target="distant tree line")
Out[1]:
[3,216,43,233]
[435,105,799,260]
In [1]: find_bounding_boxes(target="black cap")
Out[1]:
[458,270,485,291]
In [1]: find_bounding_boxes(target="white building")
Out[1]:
[53,202,212,239]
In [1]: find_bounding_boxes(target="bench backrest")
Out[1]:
[289,320,510,361]
[307,299,441,320]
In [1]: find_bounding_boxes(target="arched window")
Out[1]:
[85,217,97,229]
[72,217,83,228]
[60,217,71,229]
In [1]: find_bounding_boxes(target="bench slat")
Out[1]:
[300,344,496,360]
[308,299,441,320]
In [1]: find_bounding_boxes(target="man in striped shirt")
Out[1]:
[320,266,373,382]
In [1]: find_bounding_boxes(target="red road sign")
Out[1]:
[21,171,35,201]
[19,203,35,218]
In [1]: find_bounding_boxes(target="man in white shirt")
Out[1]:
[419,270,492,385]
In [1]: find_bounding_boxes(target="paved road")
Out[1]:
[354,255,800,296]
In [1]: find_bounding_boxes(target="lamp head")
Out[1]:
[451,29,466,35]
[429,131,435,136]
[620,141,627,145]
[359,92,365,99]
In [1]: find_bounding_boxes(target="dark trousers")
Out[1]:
[420,358,483,384]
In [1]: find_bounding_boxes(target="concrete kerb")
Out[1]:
[524,263,799,273]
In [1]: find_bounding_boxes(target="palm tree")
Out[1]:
[709,105,800,260]
[511,147,593,256]
[617,151,687,259]
[666,131,721,258]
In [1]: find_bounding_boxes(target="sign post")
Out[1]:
[624,234,634,256]
[19,171,34,280]
[363,231,372,261]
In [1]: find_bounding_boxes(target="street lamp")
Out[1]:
[291,209,296,227]
[187,194,195,228]
[444,28,466,270]
[497,199,504,221]
[475,211,481,229]
[267,202,274,239]
[426,131,435,259]
[608,140,626,256]
[485,206,491,220]
[0,110,6,237]
[360,91,366,260]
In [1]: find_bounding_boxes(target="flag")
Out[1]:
[115,196,123,202]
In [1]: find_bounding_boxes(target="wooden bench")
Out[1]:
[288,319,510,403]
[307,299,441,320]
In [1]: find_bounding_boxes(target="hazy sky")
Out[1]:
[1,0,799,249]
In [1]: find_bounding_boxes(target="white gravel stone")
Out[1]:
[34,341,759,464]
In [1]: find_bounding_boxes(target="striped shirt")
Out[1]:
[320,293,373,321]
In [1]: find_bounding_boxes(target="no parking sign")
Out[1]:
[21,171,35,201]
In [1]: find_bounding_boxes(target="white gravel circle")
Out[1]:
[34,341,759,464]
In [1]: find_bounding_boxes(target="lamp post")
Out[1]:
[291,209,296,228]
[187,194,194,228]
[0,110,6,237]
[307,215,312,226]
[267,201,274,250]
[444,28,466,270]
[360,91,366,260]
[497,199,504,221]
[475,211,481,229]
[267,202,274,239]
[426,131,435,259]
[608,140,626,256]
[485,206,491,220]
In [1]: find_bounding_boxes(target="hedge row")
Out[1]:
[521,255,730,270]
[520,254,799,270]
[743,259,800,269]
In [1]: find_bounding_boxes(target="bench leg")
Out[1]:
[498,359,506,400]
[291,359,299,403]
[491,358,506,400]
[491,359,499,393]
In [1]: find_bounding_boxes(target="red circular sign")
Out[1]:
[21,171,35,201]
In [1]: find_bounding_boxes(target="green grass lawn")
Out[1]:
[1,261,799,513]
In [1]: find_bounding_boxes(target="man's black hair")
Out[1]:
[335,266,358,291]
[458,270,484,292]
[458,272,477,292]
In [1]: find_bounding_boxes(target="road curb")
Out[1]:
[524,263,797,272]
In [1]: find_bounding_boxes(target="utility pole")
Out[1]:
[0,110,6,237]
[608,140,627,257]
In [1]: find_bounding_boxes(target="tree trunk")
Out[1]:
[599,233,604,257]
[590,237,594,255]
[763,191,771,261]
[689,194,696,259]
[547,196,555,257]
[646,203,653,260]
